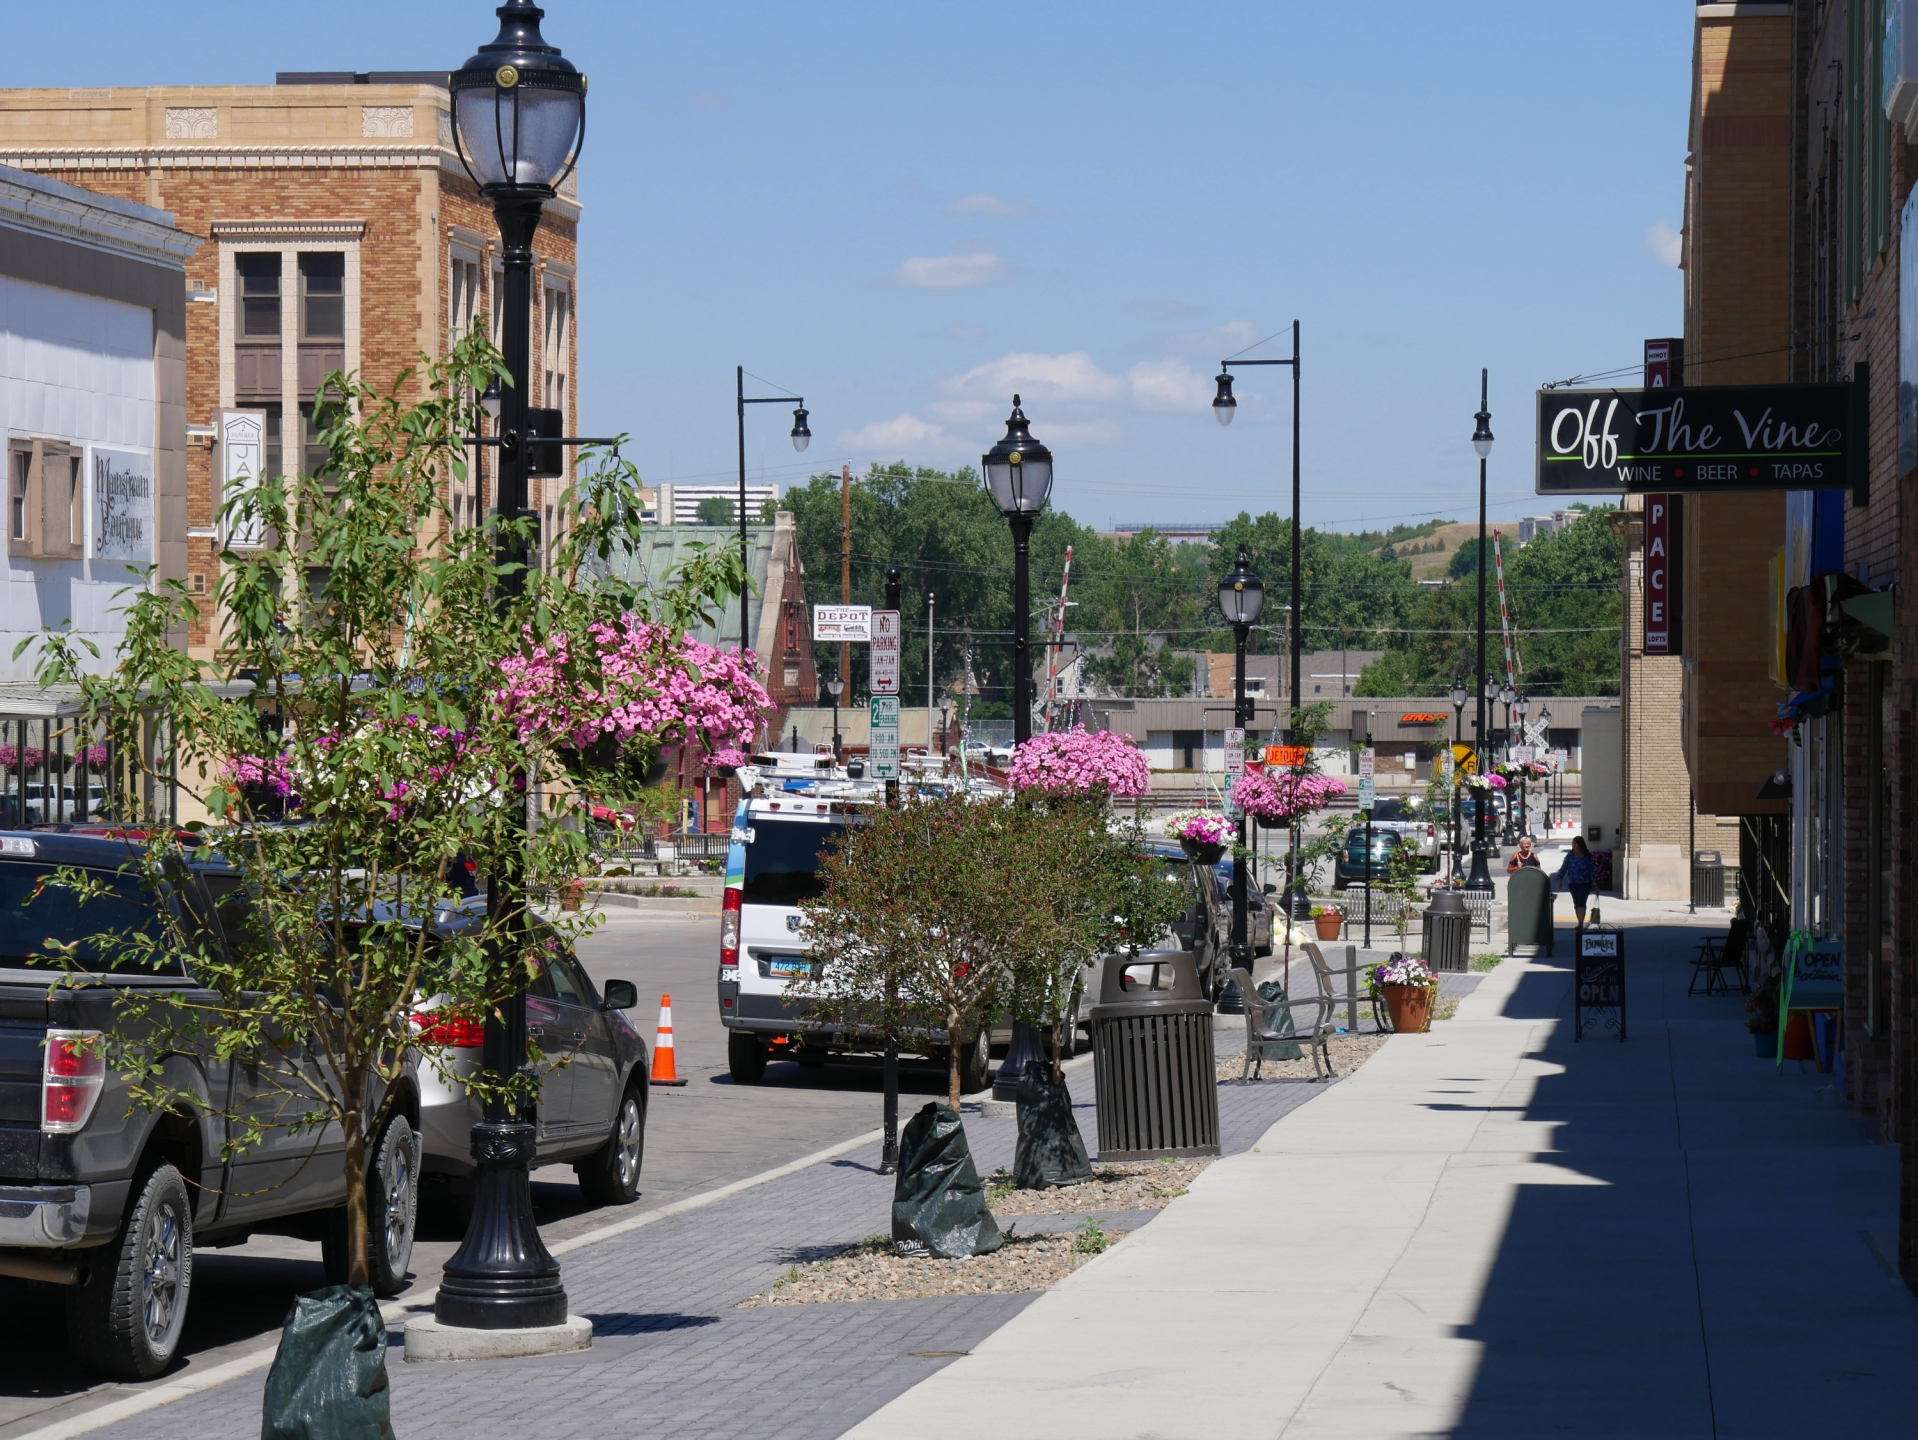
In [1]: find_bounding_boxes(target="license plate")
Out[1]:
[768,957,809,977]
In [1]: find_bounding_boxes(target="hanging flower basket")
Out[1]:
[555,736,670,793]
[1255,811,1287,830]
[1180,836,1227,866]
[1232,770,1347,825]
[1007,726,1151,798]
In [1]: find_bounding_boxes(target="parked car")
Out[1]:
[0,831,420,1380]
[1208,858,1276,956]
[1359,797,1441,872]
[1333,827,1421,888]
[409,898,648,1207]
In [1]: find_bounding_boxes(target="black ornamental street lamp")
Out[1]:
[735,369,810,651]
[1465,372,1495,893]
[983,396,1054,1101]
[1449,678,1468,880]
[439,0,587,1335]
[1498,682,1518,844]
[1219,549,1264,987]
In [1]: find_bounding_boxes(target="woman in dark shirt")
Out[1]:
[1556,835,1596,925]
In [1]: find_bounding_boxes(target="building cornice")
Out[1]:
[0,170,198,267]
[210,219,367,241]
[0,146,583,223]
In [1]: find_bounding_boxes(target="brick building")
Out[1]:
[0,75,581,657]
[1671,0,1915,1293]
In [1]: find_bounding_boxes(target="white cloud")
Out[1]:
[942,350,1125,404]
[1644,219,1683,268]
[947,193,1043,218]
[894,251,1009,289]
[840,414,950,453]
[1125,357,1212,413]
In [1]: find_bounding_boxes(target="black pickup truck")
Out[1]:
[0,831,419,1380]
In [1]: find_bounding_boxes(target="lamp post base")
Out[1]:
[434,1121,568,1331]
[1464,847,1495,892]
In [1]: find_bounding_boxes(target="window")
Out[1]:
[64,455,81,551]
[298,253,345,340]
[260,403,283,479]
[1172,730,1201,771]
[542,283,569,412]
[299,400,341,480]
[236,253,282,338]
[8,451,26,546]
[449,252,482,344]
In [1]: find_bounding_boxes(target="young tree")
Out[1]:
[24,329,765,1286]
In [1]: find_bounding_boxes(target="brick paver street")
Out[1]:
[74,1048,1329,1440]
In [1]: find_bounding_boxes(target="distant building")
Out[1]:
[644,482,779,527]
[1196,649,1383,700]
[1104,521,1225,546]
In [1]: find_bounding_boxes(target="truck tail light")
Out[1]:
[720,887,741,974]
[42,1030,105,1133]
[408,1011,488,1049]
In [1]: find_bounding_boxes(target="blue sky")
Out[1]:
[17,1,1692,532]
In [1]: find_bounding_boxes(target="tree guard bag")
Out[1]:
[1013,1058,1092,1189]
[261,1284,394,1440]
[892,1101,1003,1257]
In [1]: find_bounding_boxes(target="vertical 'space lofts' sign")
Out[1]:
[1643,495,1672,655]
[1535,384,1857,495]
[218,408,269,549]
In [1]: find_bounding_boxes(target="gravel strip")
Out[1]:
[981,1156,1213,1215]
[740,1229,1123,1306]
[1214,1028,1390,1083]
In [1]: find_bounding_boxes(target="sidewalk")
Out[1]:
[847,906,1918,1439]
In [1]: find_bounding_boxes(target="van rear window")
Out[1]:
[0,862,181,975]
[743,820,849,906]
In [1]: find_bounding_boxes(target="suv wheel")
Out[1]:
[65,1161,192,1380]
[727,1031,768,1084]
[322,1112,418,1297]
[576,1083,645,1206]
[959,1029,992,1095]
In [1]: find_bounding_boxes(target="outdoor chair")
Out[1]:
[1230,968,1335,1081]
[1458,889,1494,942]
[1304,942,1387,1035]
[1688,915,1751,997]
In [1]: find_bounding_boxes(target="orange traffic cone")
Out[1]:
[649,994,686,1086]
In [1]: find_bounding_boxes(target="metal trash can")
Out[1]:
[1421,890,1471,972]
[1089,950,1221,1160]
[1691,851,1725,909]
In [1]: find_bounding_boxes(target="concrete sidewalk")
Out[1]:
[847,907,1918,1439]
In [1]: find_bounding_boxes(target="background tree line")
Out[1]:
[766,464,1620,705]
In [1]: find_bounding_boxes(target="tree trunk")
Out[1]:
[341,1110,368,1286]
[1050,1018,1064,1084]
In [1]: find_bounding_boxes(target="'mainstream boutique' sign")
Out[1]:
[1535,383,1859,495]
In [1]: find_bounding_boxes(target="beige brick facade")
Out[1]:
[0,83,580,657]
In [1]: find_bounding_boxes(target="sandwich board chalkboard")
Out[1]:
[1574,925,1626,1041]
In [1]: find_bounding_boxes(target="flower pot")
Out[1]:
[558,880,586,913]
[1179,837,1226,865]
[1381,982,1434,1034]
[1255,812,1286,830]
[1313,912,1344,941]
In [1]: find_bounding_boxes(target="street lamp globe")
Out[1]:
[1501,682,1516,707]
[448,2,586,199]
[981,395,1054,516]
[478,376,503,422]
[1539,707,1552,728]
[825,674,843,700]
[1513,695,1529,720]
[1485,677,1500,704]
[1450,678,1468,709]
[1218,548,1265,627]
[1212,370,1237,427]
[1472,402,1494,460]
[790,406,811,453]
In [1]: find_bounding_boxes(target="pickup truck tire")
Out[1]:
[321,1113,418,1297]
[576,1082,645,1206]
[64,1161,192,1381]
[959,1030,991,1095]
[727,1031,768,1084]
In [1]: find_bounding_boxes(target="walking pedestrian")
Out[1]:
[1505,835,1541,875]
[1556,835,1596,926]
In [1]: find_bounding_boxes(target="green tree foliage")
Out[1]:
[1355,508,1621,697]
[694,495,736,526]
[1448,536,1483,579]
[25,331,749,1286]
[1207,512,1422,663]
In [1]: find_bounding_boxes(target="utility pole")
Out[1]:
[926,590,937,760]
[840,462,852,693]
[880,565,902,1174]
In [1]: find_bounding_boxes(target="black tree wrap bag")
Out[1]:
[1013,1059,1091,1189]
[260,1285,394,1440]
[891,1101,1003,1257]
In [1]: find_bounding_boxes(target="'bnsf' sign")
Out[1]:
[1535,384,1855,496]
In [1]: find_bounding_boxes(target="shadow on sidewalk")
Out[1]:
[1439,922,1915,1439]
